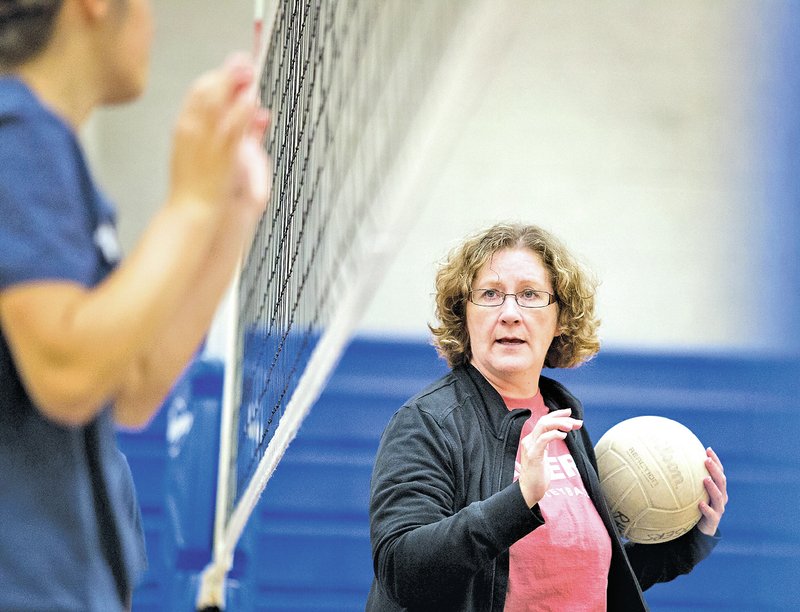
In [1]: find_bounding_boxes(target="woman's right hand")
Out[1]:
[517,408,583,508]
[168,52,271,228]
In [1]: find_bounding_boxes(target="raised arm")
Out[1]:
[0,54,271,428]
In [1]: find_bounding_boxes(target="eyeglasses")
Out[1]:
[468,288,558,309]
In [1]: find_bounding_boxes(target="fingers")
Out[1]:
[170,52,271,214]
[224,51,257,92]
[218,76,261,148]
[197,56,260,166]
[238,138,271,217]
[706,446,724,473]
[697,484,724,536]
[250,107,270,143]
[240,107,272,208]
[532,408,583,436]
[191,52,255,114]
[702,475,725,510]
[181,52,260,146]
[696,499,721,536]
[706,448,728,509]
[517,409,581,508]
[521,409,581,456]
[521,410,581,451]
[696,447,727,536]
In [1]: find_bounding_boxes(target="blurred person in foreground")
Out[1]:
[367,222,727,611]
[0,1,270,609]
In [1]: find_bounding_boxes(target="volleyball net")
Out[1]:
[197,0,517,607]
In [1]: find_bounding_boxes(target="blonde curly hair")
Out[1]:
[429,222,600,369]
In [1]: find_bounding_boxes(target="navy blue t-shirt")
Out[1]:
[0,77,147,610]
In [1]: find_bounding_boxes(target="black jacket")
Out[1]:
[367,364,718,611]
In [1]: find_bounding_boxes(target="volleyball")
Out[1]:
[594,416,709,544]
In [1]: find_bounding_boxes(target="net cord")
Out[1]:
[197,1,279,607]
[197,0,520,607]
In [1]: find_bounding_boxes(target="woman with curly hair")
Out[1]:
[367,222,727,611]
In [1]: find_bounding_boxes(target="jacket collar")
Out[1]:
[539,375,585,419]
[455,364,581,433]
[455,364,589,436]
[454,364,513,438]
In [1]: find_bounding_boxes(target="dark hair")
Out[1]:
[0,1,64,70]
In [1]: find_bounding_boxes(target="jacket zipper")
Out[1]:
[488,410,525,611]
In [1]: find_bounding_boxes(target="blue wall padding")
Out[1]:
[119,338,800,611]
[164,359,222,563]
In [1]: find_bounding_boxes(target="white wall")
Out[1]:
[360,2,776,353]
[85,1,784,355]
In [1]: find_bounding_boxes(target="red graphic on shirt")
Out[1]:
[504,394,611,612]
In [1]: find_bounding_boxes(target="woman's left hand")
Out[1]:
[696,447,727,536]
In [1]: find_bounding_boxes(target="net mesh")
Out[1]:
[199,0,506,605]
[225,0,469,526]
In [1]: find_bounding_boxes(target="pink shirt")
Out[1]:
[504,394,612,612]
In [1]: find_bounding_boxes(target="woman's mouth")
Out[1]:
[496,337,525,345]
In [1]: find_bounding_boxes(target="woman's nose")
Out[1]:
[498,294,522,322]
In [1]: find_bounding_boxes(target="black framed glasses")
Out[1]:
[468,288,558,309]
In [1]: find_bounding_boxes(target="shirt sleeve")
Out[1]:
[0,115,99,290]
[625,526,721,590]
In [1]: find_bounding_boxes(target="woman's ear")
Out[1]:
[553,308,563,337]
